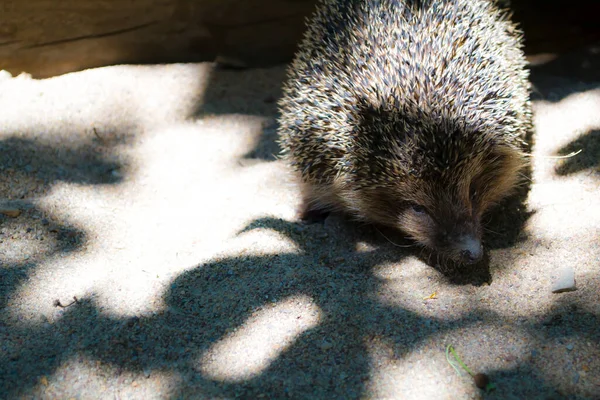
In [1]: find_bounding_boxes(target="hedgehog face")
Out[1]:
[397,189,484,265]
[352,139,525,265]
[390,143,525,265]
[352,181,483,264]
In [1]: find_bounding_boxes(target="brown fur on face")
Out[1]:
[299,136,527,264]
[394,147,526,262]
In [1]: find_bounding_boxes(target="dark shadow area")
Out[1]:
[529,44,600,84]
[528,42,600,103]
[480,123,536,253]
[0,135,128,187]
[554,129,600,177]
[0,217,400,398]
[425,252,494,287]
[193,66,287,118]
[1,217,597,399]
[512,0,600,57]
[240,118,281,162]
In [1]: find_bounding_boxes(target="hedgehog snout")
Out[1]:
[434,213,484,264]
[456,235,484,264]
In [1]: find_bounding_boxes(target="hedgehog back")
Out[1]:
[277,0,531,187]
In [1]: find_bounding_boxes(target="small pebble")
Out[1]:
[566,343,574,351]
[551,266,576,293]
[320,340,333,350]
[0,208,21,218]
[473,373,490,389]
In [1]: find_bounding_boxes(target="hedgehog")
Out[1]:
[277,0,533,265]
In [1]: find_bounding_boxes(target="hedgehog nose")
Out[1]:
[459,237,483,264]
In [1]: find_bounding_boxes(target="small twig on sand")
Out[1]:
[53,296,79,308]
[92,127,108,145]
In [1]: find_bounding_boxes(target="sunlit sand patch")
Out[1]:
[370,258,464,317]
[371,257,426,282]
[526,182,600,237]
[365,335,459,400]
[199,295,321,382]
[36,355,181,399]
[532,89,600,159]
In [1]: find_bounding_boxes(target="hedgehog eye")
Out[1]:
[412,204,426,214]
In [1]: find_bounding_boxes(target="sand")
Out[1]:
[0,44,599,399]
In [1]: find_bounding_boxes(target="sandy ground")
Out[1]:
[0,44,599,400]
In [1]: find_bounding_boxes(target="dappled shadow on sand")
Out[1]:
[0,127,132,319]
[0,134,128,188]
[2,216,598,399]
[2,31,599,398]
[553,129,600,178]
[0,103,136,395]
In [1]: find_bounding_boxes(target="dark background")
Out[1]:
[0,0,599,78]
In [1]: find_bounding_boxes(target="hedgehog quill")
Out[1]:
[277,0,533,265]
